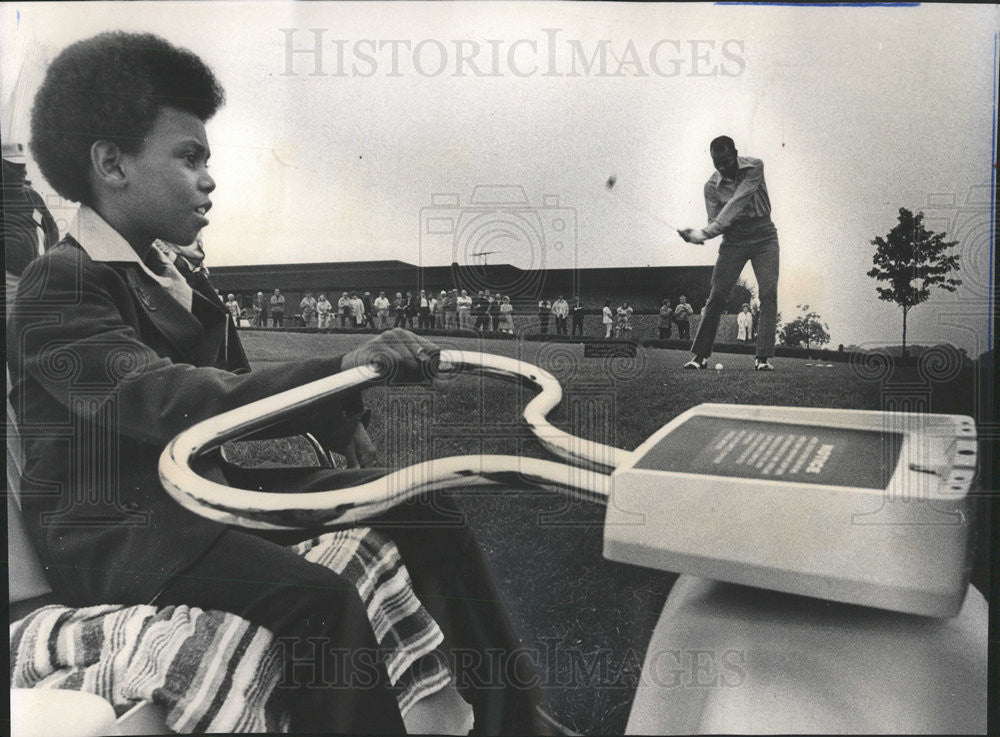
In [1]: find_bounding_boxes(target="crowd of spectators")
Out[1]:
[218,287,753,341]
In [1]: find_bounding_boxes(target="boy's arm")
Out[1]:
[10,255,357,449]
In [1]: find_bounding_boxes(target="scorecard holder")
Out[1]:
[603,403,978,618]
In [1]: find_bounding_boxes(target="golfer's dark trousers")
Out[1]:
[692,223,779,360]
[157,465,552,735]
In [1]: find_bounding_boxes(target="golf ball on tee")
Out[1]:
[714,363,723,370]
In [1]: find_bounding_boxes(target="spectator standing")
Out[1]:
[488,292,501,331]
[552,296,569,335]
[362,292,376,328]
[417,290,430,329]
[615,302,634,337]
[673,295,693,340]
[500,296,514,333]
[658,298,674,340]
[432,291,445,329]
[602,300,614,338]
[270,288,285,327]
[224,294,241,326]
[252,291,267,327]
[374,290,390,329]
[443,289,458,331]
[473,291,488,331]
[393,292,407,327]
[349,292,365,328]
[737,303,753,342]
[457,289,472,330]
[751,304,760,341]
[338,292,351,328]
[300,291,317,327]
[538,298,552,334]
[405,291,418,328]
[571,296,585,336]
[316,293,333,329]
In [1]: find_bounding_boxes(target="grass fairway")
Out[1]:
[237,330,978,735]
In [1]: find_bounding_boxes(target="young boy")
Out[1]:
[10,31,548,734]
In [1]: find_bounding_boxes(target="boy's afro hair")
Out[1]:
[30,32,225,203]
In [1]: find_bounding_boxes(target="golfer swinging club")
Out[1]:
[678,136,778,371]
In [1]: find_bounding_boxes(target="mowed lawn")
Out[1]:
[235,330,979,735]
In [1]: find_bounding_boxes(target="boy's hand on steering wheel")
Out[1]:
[342,328,440,384]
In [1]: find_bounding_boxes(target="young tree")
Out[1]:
[778,304,831,350]
[867,208,961,356]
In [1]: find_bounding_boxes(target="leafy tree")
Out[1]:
[778,304,830,350]
[725,278,756,315]
[867,208,961,356]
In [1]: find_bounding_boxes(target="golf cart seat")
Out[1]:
[626,575,988,734]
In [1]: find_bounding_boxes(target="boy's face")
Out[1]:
[119,106,214,248]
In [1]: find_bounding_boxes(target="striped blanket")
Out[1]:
[10,527,454,733]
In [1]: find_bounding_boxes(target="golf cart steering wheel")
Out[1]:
[159,350,622,530]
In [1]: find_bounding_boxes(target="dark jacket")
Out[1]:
[8,238,359,606]
[2,159,60,276]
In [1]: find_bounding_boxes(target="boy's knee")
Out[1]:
[274,579,373,637]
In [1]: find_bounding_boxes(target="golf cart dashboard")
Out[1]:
[631,415,904,490]
[604,404,977,617]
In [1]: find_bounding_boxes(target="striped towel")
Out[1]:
[10,527,455,732]
[290,529,453,716]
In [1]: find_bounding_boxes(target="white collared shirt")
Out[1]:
[67,206,193,312]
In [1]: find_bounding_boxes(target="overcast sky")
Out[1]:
[3,2,996,354]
